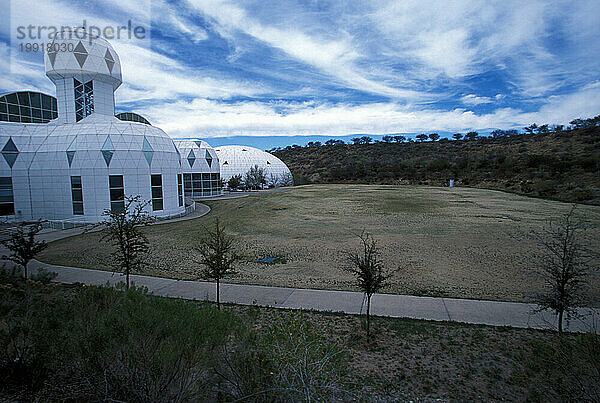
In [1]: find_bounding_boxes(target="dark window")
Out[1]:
[71,176,84,215]
[177,174,183,207]
[109,175,124,212]
[74,78,94,122]
[0,91,58,123]
[0,177,15,215]
[30,92,41,108]
[17,92,29,104]
[41,94,51,109]
[109,175,123,188]
[151,174,163,211]
[19,106,31,117]
[115,112,151,125]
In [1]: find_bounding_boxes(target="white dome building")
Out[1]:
[173,139,222,198]
[214,145,293,188]
[0,30,190,222]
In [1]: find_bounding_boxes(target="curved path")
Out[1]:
[7,197,600,334]
[27,259,598,333]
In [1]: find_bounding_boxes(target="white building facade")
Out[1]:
[0,31,190,222]
[0,30,293,223]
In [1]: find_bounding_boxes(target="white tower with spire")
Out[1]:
[44,29,122,124]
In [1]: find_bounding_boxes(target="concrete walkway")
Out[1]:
[9,195,598,334]
[28,259,599,333]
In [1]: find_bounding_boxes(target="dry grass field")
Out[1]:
[38,184,600,304]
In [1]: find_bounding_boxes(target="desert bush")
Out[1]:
[0,282,240,401]
[520,333,600,401]
[29,268,57,284]
[0,264,22,284]
[219,310,351,401]
[0,281,353,401]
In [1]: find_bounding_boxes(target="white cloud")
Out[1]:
[460,94,495,106]
[112,41,266,103]
[3,0,599,141]
[186,0,429,100]
[369,0,600,96]
[5,0,268,103]
[139,82,600,138]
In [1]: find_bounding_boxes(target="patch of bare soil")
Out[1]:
[38,185,600,304]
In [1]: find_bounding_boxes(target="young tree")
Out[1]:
[100,196,153,289]
[428,133,440,141]
[536,124,550,134]
[279,172,294,187]
[1,221,48,279]
[195,219,239,310]
[244,165,267,190]
[345,232,393,338]
[325,139,345,146]
[524,123,538,134]
[464,131,479,140]
[228,174,243,190]
[531,206,597,333]
[452,133,463,140]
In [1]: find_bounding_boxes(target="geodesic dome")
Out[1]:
[0,114,184,222]
[214,145,293,187]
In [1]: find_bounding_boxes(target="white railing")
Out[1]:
[0,202,198,236]
[43,220,90,231]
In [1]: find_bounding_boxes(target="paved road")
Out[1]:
[27,260,598,333]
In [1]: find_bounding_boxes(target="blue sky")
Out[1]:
[2,0,600,148]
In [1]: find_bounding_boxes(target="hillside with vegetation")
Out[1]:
[272,118,600,205]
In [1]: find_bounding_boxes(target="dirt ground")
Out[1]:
[231,304,594,401]
[38,184,600,304]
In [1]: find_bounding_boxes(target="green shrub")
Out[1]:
[0,264,22,284]
[0,282,240,401]
[221,310,352,401]
[29,268,57,284]
[0,282,353,401]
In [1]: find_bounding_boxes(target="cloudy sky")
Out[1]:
[2,0,600,147]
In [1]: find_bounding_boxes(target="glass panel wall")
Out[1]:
[0,91,58,123]
[182,172,221,198]
[74,79,94,122]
